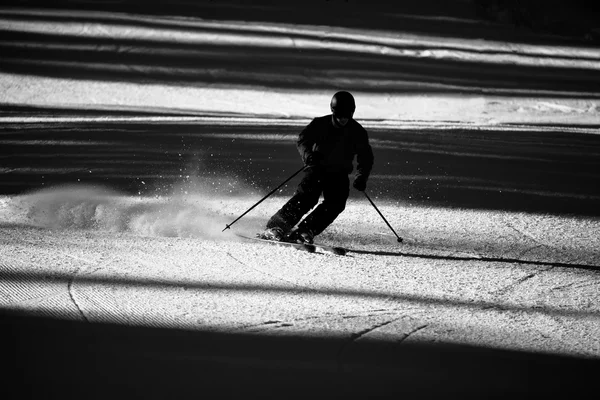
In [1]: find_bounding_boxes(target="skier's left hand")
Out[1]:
[353,175,367,191]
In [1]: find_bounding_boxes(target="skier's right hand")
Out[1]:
[305,152,324,167]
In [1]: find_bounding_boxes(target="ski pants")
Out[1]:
[266,169,350,236]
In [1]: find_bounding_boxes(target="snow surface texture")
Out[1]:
[1,7,599,124]
[2,184,599,359]
[2,183,599,265]
[1,4,600,396]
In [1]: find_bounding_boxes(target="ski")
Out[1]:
[236,233,316,253]
[236,233,347,256]
[312,242,347,256]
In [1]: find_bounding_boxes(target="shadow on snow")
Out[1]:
[2,309,600,399]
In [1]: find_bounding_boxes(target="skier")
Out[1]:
[259,91,374,244]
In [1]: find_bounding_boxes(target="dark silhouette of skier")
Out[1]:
[259,91,374,244]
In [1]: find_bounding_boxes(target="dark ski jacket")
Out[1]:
[297,114,374,178]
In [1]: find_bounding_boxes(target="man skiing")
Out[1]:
[259,91,374,244]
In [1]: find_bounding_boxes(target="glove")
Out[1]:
[353,175,367,191]
[305,152,324,167]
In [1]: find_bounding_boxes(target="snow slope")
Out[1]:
[1,7,600,124]
[1,4,600,397]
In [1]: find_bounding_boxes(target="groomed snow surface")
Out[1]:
[2,3,600,398]
[2,179,599,397]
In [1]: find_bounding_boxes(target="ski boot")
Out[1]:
[257,227,285,242]
[288,228,315,244]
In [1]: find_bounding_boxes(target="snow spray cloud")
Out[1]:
[3,180,256,239]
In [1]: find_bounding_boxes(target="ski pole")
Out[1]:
[222,165,306,232]
[363,191,403,243]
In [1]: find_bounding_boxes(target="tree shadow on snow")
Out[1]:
[2,309,600,400]
[2,121,600,219]
[2,3,600,97]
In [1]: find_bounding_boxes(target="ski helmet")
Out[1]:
[330,91,356,118]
